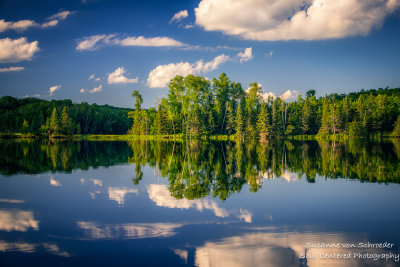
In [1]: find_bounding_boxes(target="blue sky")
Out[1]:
[0,0,400,108]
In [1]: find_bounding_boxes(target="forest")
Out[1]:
[129,73,400,140]
[1,73,400,139]
[0,96,132,135]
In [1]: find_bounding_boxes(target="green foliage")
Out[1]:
[0,96,132,135]
[20,119,29,134]
[391,116,400,137]
[348,121,367,137]
[257,102,270,141]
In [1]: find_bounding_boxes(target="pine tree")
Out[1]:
[21,119,29,134]
[208,110,216,135]
[225,101,235,136]
[257,102,270,142]
[61,106,73,135]
[392,116,400,137]
[301,99,311,134]
[50,107,59,135]
[319,96,330,136]
[271,99,283,138]
[236,101,245,139]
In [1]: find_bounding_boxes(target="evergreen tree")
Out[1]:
[61,106,73,135]
[50,107,59,135]
[271,99,283,138]
[21,119,29,134]
[319,96,330,136]
[301,99,311,134]
[208,110,216,135]
[236,100,245,139]
[391,116,400,137]
[257,102,270,141]
[225,101,235,135]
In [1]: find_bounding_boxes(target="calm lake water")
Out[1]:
[1,139,400,266]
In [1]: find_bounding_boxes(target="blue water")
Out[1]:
[0,140,399,266]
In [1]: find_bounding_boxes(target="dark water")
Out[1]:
[0,139,400,266]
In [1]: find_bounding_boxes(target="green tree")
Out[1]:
[257,102,270,142]
[60,106,73,135]
[50,107,59,135]
[20,119,29,134]
[236,100,245,140]
[391,116,400,137]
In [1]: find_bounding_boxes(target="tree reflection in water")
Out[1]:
[1,139,400,201]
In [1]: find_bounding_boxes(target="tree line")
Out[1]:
[129,73,400,139]
[0,96,132,135]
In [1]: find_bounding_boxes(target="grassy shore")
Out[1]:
[0,132,394,141]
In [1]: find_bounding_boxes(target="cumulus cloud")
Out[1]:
[280,89,299,101]
[48,11,72,21]
[0,19,37,32]
[88,74,95,80]
[237,47,253,63]
[0,66,24,72]
[107,67,138,84]
[116,36,185,47]
[89,84,102,93]
[261,89,299,102]
[0,10,72,32]
[41,20,58,28]
[77,34,186,51]
[147,54,230,88]
[80,89,85,93]
[195,0,400,41]
[170,10,189,23]
[0,37,39,63]
[76,34,116,51]
[49,85,61,96]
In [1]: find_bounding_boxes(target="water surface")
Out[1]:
[0,139,399,266]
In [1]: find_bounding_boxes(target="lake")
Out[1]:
[0,139,400,266]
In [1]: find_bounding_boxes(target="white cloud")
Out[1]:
[280,90,299,101]
[80,89,85,93]
[48,11,72,21]
[0,199,24,204]
[0,37,39,63]
[76,34,116,51]
[0,19,37,32]
[170,10,189,23]
[0,66,24,72]
[108,187,138,205]
[237,47,253,63]
[0,11,71,32]
[88,74,95,80]
[49,85,61,96]
[0,209,39,232]
[261,89,299,102]
[77,221,183,239]
[148,184,229,218]
[116,36,185,47]
[89,84,102,93]
[262,92,277,102]
[94,77,100,81]
[107,67,138,84]
[147,54,230,88]
[195,0,400,41]
[50,177,61,187]
[76,34,186,51]
[41,20,58,28]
